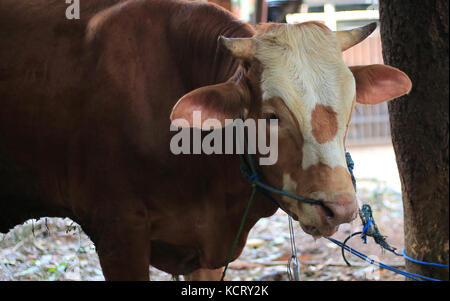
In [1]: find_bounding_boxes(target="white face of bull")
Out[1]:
[171,22,412,237]
[254,23,358,236]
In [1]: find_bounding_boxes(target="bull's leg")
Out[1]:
[183,267,224,281]
[89,216,151,281]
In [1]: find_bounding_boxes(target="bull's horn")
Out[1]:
[219,36,256,60]
[335,22,377,51]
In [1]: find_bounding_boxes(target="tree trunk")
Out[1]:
[379,0,449,280]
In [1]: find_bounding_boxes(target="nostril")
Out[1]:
[324,195,358,223]
[320,204,334,219]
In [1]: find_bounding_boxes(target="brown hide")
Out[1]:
[0,0,277,279]
[208,0,232,11]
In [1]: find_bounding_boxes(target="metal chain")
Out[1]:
[287,215,301,281]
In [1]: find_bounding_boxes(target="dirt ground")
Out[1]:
[0,145,407,281]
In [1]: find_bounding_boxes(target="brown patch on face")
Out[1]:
[297,163,354,196]
[310,104,338,144]
[258,96,305,194]
[261,96,305,155]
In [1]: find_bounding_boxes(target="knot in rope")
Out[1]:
[360,217,372,244]
[345,151,357,191]
[249,172,260,186]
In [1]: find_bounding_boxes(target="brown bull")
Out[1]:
[0,0,411,280]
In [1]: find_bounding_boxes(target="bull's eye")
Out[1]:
[267,113,278,121]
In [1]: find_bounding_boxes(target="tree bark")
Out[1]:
[379,0,449,280]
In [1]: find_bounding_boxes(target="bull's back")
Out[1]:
[0,0,117,154]
[0,0,198,229]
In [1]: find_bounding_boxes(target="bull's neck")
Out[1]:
[168,4,254,90]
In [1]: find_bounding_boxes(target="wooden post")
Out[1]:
[379,0,449,281]
[256,0,268,23]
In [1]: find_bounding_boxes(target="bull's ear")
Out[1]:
[350,64,412,105]
[170,82,248,129]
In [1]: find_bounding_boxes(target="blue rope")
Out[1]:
[249,173,259,183]
[339,151,448,280]
[326,237,445,281]
[401,248,449,268]
[331,213,449,281]
[346,151,356,191]
[361,217,372,244]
